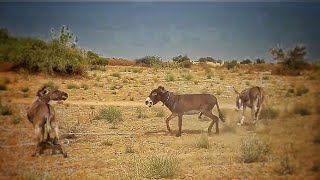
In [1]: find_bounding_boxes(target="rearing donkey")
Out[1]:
[233,86,264,126]
[27,86,68,157]
[145,86,224,137]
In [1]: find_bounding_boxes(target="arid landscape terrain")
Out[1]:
[0,65,319,179]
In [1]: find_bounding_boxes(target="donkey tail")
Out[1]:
[216,101,225,122]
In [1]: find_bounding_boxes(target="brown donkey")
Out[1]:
[145,86,224,137]
[27,86,68,157]
[233,86,264,126]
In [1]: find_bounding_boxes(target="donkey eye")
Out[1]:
[152,92,157,96]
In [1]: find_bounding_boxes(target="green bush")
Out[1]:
[143,154,178,179]
[165,73,175,82]
[196,133,209,149]
[96,106,123,126]
[224,60,239,70]
[0,103,12,116]
[0,28,88,76]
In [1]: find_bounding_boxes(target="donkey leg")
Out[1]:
[237,106,246,126]
[176,115,183,137]
[165,114,177,132]
[203,111,219,134]
[53,125,67,158]
[32,126,43,157]
[198,112,203,119]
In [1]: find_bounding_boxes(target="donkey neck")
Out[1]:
[162,92,176,111]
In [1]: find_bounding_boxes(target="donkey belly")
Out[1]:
[184,110,201,115]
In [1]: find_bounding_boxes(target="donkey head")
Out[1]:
[145,86,167,107]
[37,86,68,103]
[233,87,242,111]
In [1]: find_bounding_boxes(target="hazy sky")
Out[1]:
[0,1,319,61]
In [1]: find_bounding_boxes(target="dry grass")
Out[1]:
[240,136,270,163]
[196,133,209,149]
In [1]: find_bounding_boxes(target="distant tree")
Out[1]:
[270,45,309,75]
[135,55,162,67]
[224,60,239,70]
[172,55,192,68]
[198,57,216,63]
[255,58,265,64]
[240,59,252,64]
[50,25,78,48]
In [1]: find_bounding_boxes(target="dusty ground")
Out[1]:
[0,66,319,179]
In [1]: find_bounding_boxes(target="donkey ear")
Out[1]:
[233,87,240,95]
[158,86,166,93]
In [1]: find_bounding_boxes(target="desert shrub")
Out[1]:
[181,72,193,80]
[87,50,108,70]
[67,83,79,89]
[292,103,311,116]
[101,140,113,146]
[311,162,320,172]
[96,106,123,126]
[206,74,212,79]
[81,83,89,90]
[143,154,178,179]
[276,156,295,175]
[135,56,162,67]
[260,105,279,119]
[270,46,310,76]
[42,81,58,90]
[165,73,175,82]
[295,84,309,96]
[154,108,165,117]
[125,144,135,154]
[111,72,121,78]
[21,87,29,93]
[172,55,192,68]
[0,84,7,90]
[136,107,147,119]
[0,103,12,116]
[0,28,88,76]
[132,68,143,73]
[12,116,21,124]
[262,76,270,80]
[196,133,209,149]
[224,60,239,70]
[240,136,270,163]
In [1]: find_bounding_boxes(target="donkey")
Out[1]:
[145,86,224,137]
[27,86,68,157]
[233,86,264,126]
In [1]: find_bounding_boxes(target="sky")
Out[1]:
[0,1,319,61]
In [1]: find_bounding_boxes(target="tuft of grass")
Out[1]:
[143,154,178,179]
[111,72,121,78]
[311,162,320,172]
[81,83,89,90]
[245,81,250,85]
[90,105,95,109]
[67,83,79,89]
[262,76,270,80]
[292,103,311,116]
[181,72,193,80]
[21,87,29,93]
[165,73,175,82]
[132,68,143,73]
[12,116,21,124]
[0,84,7,91]
[129,97,134,101]
[295,85,309,96]
[194,80,199,85]
[196,133,209,149]
[206,74,212,79]
[313,131,320,144]
[0,103,12,116]
[101,140,113,146]
[96,106,123,127]
[240,136,270,163]
[42,81,58,90]
[276,156,295,175]
[125,144,135,154]
[154,108,165,117]
[260,105,279,119]
[136,107,147,119]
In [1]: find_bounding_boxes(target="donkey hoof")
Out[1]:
[63,153,68,158]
